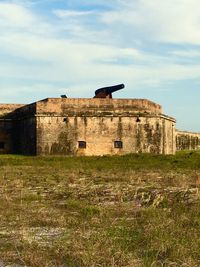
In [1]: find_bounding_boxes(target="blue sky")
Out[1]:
[0,0,199,132]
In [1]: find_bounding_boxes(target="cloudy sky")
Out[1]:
[0,0,199,131]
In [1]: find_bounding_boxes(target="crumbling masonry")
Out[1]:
[0,94,199,155]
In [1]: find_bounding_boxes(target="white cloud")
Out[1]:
[0,2,53,36]
[54,9,95,18]
[0,0,200,100]
[0,2,35,27]
[101,0,200,44]
[0,31,143,66]
[1,31,200,90]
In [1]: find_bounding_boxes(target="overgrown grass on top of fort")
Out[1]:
[0,151,199,266]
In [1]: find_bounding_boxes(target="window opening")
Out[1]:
[78,141,86,149]
[114,141,123,149]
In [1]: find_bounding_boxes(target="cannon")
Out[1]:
[94,84,125,98]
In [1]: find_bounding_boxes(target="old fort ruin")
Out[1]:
[0,84,199,156]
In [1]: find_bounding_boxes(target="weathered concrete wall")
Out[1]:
[0,104,24,117]
[0,104,24,154]
[0,119,13,154]
[36,98,162,116]
[13,117,36,155]
[36,114,175,156]
[176,131,200,151]
[162,117,176,154]
[35,98,175,156]
[0,103,36,155]
[9,103,37,155]
[13,103,36,118]
[0,98,176,156]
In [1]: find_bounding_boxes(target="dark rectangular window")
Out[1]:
[0,142,5,149]
[114,141,123,149]
[78,141,86,149]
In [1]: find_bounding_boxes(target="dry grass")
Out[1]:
[0,152,199,266]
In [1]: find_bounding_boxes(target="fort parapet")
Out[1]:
[35,98,162,116]
[0,104,24,117]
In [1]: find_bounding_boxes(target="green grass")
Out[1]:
[0,151,199,266]
[0,150,200,170]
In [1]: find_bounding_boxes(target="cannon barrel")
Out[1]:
[94,84,125,98]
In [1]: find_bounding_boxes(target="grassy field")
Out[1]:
[0,151,199,267]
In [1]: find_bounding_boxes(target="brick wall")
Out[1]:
[176,131,200,151]
[36,115,175,156]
